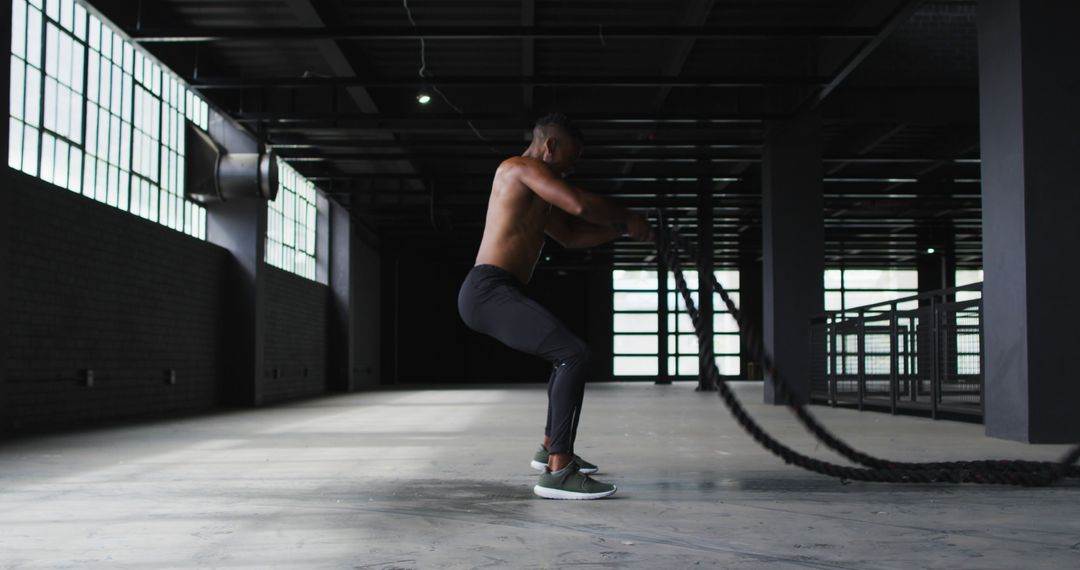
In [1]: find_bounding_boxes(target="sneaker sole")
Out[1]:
[530,460,598,475]
[533,485,617,500]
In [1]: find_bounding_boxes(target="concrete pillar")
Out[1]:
[204,114,266,406]
[656,261,671,384]
[762,113,824,405]
[328,201,353,392]
[206,198,267,406]
[328,201,382,392]
[696,162,716,391]
[738,252,763,380]
[977,0,1080,442]
[353,237,382,389]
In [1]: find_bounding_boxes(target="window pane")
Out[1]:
[23,66,40,126]
[612,270,657,290]
[21,122,38,175]
[714,313,739,333]
[843,269,918,290]
[613,292,657,311]
[667,291,699,311]
[613,356,657,376]
[716,356,740,376]
[714,334,740,355]
[614,313,658,333]
[40,131,54,182]
[669,334,698,354]
[677,356,698,376]
[714,270,739,290]
[956,270,983,287]
[668,312,694,333]
[667,270,698,289]
[613,335,657,355]
[26,7,42,67]
[12,0,26,59]
[9,119,23,167]
[712,292,739,312]
[10,57,25,119]
[845,291,909,310]
[824,269,843,289]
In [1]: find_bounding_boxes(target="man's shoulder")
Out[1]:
[498,156,551,174]
[497,156,528,172]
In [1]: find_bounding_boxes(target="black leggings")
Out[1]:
[457,264,591,455]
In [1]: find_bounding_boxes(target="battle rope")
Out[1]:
[655,220,1080,486]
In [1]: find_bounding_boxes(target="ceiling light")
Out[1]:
[926,247,936,254]
[417,90,432,105]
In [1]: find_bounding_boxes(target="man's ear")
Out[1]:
[543,137,558,157]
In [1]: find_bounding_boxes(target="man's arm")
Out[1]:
[545,208,622,249]
[511,157,652,240]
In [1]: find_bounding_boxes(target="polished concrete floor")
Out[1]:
[1,382,1078,569]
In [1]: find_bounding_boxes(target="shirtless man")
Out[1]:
[457,113,653,500]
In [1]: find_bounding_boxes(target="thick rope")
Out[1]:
[656,223,1080,486]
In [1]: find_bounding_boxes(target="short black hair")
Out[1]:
[534,112,585,146]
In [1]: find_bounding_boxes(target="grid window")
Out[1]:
[825,268,918,317]
[266,162,318,281]
[9,0,45,176]
[613,269,742,378]
[613,270,659,376]
[9,0,207,239]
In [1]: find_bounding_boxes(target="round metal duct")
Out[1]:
[218,152,279,201]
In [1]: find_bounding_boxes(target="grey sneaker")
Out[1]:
[534,465,617,500]
[529,445,598,474]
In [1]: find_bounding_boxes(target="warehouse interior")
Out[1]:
[2,0,1079,568]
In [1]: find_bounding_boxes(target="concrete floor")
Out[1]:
[1,382,1078,569]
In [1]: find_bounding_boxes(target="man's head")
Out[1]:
[531,113,584,177]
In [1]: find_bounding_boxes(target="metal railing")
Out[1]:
[810,284,984,419]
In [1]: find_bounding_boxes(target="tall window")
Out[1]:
[612,270,660,376]
[612,269,741,378]
[9,0,208,239]
[265,162,318,281]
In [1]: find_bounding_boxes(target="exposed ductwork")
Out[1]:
[185,123,279,203]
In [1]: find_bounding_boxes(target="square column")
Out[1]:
[762,113,824,405]
[978,0,1080,442]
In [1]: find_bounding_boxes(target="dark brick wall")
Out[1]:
[2,170,228,431]
[262,265,328,403]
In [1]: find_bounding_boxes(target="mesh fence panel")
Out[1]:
[812,290,983,419]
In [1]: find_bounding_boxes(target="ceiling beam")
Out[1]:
[130,25,880,42]
[275,152,978,163]
[189,75,830,89]
[266,139,766,149]
[236,111,780,123]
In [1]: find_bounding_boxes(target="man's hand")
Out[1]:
[626,212,654,242]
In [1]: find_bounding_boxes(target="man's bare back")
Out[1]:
[475,157,559,284]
